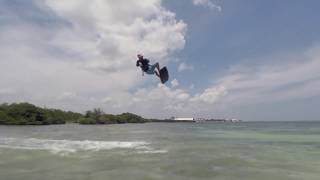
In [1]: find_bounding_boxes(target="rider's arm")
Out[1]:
[137,60,144,76]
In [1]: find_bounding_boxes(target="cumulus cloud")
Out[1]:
[192,0,222,11]
[214,45,320,105]
[58,92,77,100]
[170,79,179,88]
[0,88,15,96]
[0,0,187,113]
[104,45,320,118]
[43,0,187,71]
[191,86,227,104]
[3,0,317,120]
[178,62,194,72]
[100,83,227,118]
[2,1,214,118]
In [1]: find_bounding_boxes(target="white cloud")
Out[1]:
[178,62,194,72]
[0,1,227,118]
[0,0,187,113]
[99,83,227,118]
[104,45,320,119]
[102,97,113,104]
[0,88,15,96]
[3,0,318,120]
[44,0,187,70]
[214,45,320,105]
[58,92,77,100]
[191,86,227,104]
[192,0,222,11]
[171,79,179,88]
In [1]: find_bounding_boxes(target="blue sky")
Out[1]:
[165,0,320,87]
[0,0,320,121]
[164,0,320,121]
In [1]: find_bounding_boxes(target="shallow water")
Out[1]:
[0,122,320,180]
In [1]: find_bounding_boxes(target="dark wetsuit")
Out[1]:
[136,58,150,72]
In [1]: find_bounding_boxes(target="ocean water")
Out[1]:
[0,122,320,180]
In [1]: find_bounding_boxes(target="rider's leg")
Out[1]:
[155,62,160,72]
[155,71,160,78]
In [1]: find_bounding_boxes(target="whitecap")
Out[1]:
[0,137,149,155]
[137,150,168,154]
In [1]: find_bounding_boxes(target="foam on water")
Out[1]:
[0,137,151,154]
[1,123,320,180]
[137,150,168,154]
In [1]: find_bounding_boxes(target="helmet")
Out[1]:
[137,54,143,58]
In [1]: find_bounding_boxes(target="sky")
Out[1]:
[1,0,320,121]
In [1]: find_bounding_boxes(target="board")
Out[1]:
[159,67,169,84]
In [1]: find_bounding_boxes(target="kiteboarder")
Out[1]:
[136,54,169,84]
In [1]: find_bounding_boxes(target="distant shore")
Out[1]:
[0,102,150,125]
[0,102,241,125]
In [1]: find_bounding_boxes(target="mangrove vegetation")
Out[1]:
[0,102,149,125]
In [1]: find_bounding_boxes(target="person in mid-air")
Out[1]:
[136,54,161,78]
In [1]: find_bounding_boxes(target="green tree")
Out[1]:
[99,114,117,124]
[78,117,96,125]
[6,103,46,124]
[0,102,81,125]
[0,110,11,124]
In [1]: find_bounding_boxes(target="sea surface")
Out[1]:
[0,122,320,180]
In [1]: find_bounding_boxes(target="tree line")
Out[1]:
[0,103,149,125]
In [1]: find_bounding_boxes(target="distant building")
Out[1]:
[230,118,241,122]
[159,117,241,123]
[173,117,195,122]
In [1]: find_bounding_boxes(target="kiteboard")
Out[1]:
[159,67,169,84]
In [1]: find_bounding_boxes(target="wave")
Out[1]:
[0,137,150,154]
[137,150,168,154]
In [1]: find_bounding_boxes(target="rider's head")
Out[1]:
[137,54,143,59]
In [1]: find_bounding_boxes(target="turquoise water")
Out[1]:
[0,122,320,180]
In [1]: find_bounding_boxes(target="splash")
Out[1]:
[0,137,149,154]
